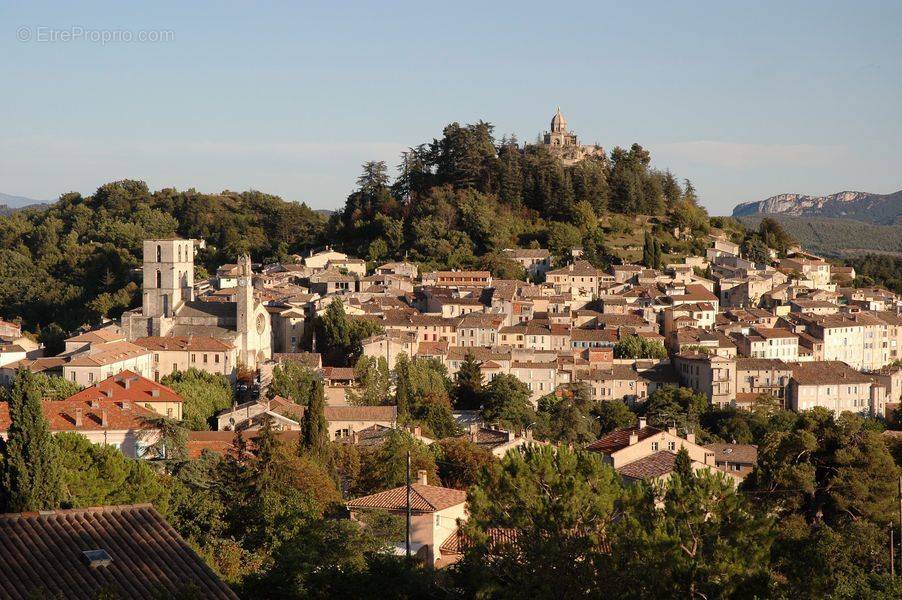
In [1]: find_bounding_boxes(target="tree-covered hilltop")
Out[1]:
[328,121,711,266]
[0,180,325,334]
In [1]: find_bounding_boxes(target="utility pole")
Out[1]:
[891,526,895,578]
[406,450,412,559]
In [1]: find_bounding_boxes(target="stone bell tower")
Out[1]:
[141,239,194,334]
[236,254,255,365]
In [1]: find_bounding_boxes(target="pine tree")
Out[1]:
[653,237,663,269]
[453,350,484,409]
[1,370,62,512]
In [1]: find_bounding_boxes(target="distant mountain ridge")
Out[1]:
[732,189,902,225]
[0,192,49,215]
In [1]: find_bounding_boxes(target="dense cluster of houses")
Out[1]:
[1,232,901,574]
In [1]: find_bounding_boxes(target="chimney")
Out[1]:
[90,399,100,408]
[351,430,359,444]
[417,470,428,485]
[101,410,108,428]
[75,408,83,427]
[507,430,515,442]
[150,389,160,398]
[667,427,677,436]
[686,433,696,444]
[102,389,113,398]
[413,425,421,438]
[628,433,639,445]
[638,417,647,430]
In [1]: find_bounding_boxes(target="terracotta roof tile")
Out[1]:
[0,504,237,599]
[347,483,466,512]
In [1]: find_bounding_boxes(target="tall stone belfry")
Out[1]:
[540,107,604,165]
[121,239,272,369]
[141,239,195,331]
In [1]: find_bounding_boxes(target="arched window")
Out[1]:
[156,270,162,288]
[178,246,182,262]
[156,244,162,262]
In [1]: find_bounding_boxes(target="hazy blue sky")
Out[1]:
[2,1,899,214]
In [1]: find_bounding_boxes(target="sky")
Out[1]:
[1,1,900,215]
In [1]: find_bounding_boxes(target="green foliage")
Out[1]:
[594,399,636,434]
[480,373,537,431]
[347,355,390,406]
[457,445,623,598]
[547,221,583,260]
[434,437,495,489]
[268,361,317,404]
[536,384,599,445]
[395,357,458,438]
[55,432,168,509]
[609,471,775,599]
[643,386,709,432]
[347,430,439,497]
[0,370,62,511]
[300,379,333,469]
[161,368,234,430]
[314,298,384,366]
[847,254,902,295]
[742,409,900,525]
[452,350,483,410]
[0,180,325,334]
[613,335,668,359]
[0,371,81,402]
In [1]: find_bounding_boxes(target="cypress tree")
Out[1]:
[1,370,62,512]
[453,351,484,410]
[674,446,693,481]
[394,353,413,422]
[642,231,654,268]
[301,379,332,468]
[653,237,663,269]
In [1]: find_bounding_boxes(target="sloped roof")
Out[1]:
[66,370,183,404]
[618,451,677,480]
[0,504,237,599]
[347,483,466,513]
[703,443,758,465]
[66,341,150,367]
[586,424,662,454]
[0,399,159,432]
[134,336,234,352]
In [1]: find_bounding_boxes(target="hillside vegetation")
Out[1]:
[737,215,902,258]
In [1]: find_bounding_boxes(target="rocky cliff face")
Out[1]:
[732,190,902,224]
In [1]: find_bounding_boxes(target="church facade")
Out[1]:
[540,107,605,165]
[122,239,272,371]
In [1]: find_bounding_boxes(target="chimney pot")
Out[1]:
[628,433,639,445]
[75,408,83,427]
[667,427,677,436]
[413,425,421,437]
[686,433,696,444]
[101,410,108,428]
[638,417,647,429]
[417,469,428,485]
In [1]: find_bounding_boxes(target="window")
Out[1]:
[88,372,94,383]
[215,354,220,364]
[155,270,162,288]
[651,442,659,451]
[203,354,208,364]
[156,245,162,261]
[667,441,676,451]
[167,408,173,418]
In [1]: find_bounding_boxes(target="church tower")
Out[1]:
[142,239,194,320]
[236,254,255,365]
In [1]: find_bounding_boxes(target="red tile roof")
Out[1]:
[0,504,237,599]
[65,341,149,367]
[347,483,466,513]
[617,450,678,480]
[65,370,183,405]
[0,398,159,432]
[134,336,234,352]
[585,424,661,454]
